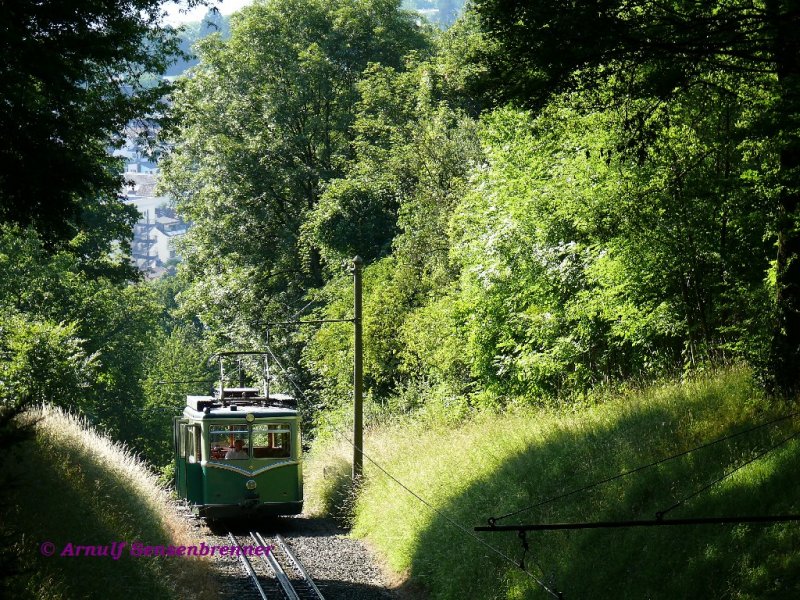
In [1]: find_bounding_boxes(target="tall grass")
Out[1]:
[3,405,217,600]
[305,368,800,599]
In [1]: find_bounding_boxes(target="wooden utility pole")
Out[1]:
[352,256,364,480]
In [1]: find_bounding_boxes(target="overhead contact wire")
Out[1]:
[657,427,800,519]
[491,409,800,525]
[263,345,563,599]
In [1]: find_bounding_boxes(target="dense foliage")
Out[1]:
[469,0,800,394]
[304,76,777,417]
[0,1,217,470]
[3,0,797,457]
[159,0,798,429]
[159,0,432,400]
[2,1,798,595]
[1,227,148,442]
[0,0,205,279]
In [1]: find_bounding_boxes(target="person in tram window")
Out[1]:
[225,439,248,460]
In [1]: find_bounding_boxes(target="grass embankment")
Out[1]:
[305,369,800,599]
[3,406,216,600]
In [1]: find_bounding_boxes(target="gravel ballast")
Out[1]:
[182,510,402,600]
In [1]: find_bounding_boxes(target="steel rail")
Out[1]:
[251,531,300,600]
[227,532,269,600]
[275,533,327,600]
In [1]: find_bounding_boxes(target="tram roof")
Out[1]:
[183,393,298,419]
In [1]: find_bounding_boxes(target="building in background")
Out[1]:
[123,171,188,278]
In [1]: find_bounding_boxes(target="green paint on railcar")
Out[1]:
[202,462,302,504]
[173,393,304,518]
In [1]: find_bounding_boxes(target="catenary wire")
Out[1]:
[657,427,800,519]
[490,409,800,524]
[263,344,563,599]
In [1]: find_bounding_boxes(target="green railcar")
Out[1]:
[173,387,303,519]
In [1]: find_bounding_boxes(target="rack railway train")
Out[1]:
[173,352,303,518]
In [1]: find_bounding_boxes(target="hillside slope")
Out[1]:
[1,406,215,599]
[306,369,800,599]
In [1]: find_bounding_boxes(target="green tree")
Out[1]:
[0,0,198,278]
[302,45,484,414]
[141,324,212,464]
[0,226,161,445]
[306,64,777,410]
[471,0,800,394]
[445,92,773,398]
[160,0,430,348]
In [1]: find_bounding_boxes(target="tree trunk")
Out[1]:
[769,0,800,396]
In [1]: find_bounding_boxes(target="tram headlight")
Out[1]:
[246,479,257,490]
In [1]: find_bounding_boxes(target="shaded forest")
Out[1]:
[2,1,799,598]
[160,0,800,434]
[0,0,798,458]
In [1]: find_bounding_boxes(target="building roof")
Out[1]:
[124,172,159,196]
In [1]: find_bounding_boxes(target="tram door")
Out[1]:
[184,423,203,502]
[174,418,188,498]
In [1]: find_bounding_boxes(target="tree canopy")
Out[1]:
[160,0,431,346]
[0,0,194,277]
[471,0,800,394]
[0,1,208,462]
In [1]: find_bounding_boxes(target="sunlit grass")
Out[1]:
[5,405,217,599]
[306,367,800,598]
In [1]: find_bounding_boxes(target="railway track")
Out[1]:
[227,530,326,600]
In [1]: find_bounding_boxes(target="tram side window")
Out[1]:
[187,426,201,464]
[178,424,186,457]
[252,424,291,459]
[209,425,249,460]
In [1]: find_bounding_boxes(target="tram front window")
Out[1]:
[252,424,291,458]
[210,425,249,460]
